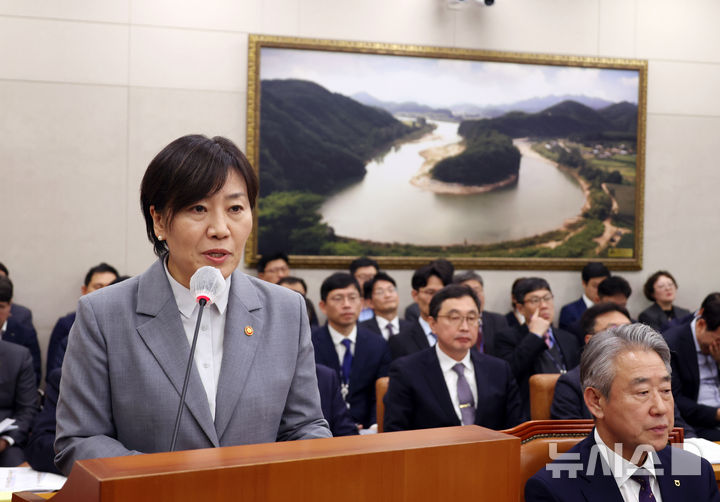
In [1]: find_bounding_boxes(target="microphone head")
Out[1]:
[190,266,226,305]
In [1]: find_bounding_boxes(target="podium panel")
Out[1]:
[13,426,519,502]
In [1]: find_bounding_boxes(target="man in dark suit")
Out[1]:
[24,367,61,473]
[384,284,523,432]
[495,277,580,418]
[359,272,409,340]
[389,264,449,360]
[0,275,41,385]
[45,262,119,379]
[558,262,610,333]
[665,298,720,440]
[0,263,36,341]
[526,324,719,501]
[312,273,390,431]
[452,271,508,356]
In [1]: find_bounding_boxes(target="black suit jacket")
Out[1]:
[315,364,358,437]
[665,321,719,429]
[495,324,580,417]
[2,316,41,385]
[383,347,523,432]
[359,316,410,340]
[24,367,61,473]
[388,319,431,360]
[46,312,76,379]
[639,303,692,332]
[525,433,720,501]
[0,340,39,447]
[311,325,390,429]
[480,310,509,356]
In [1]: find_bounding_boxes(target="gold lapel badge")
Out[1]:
[244,326,254,336]
[674,480,680,487]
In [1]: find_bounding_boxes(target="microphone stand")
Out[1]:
[170,298,207,452]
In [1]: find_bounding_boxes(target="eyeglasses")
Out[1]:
[372,286,397,297]
[418,288,439,297]
[436,313,480,327]
[522,294,554,307]
[265,265,289,274]
[327,294,361,304]
[654,281,676,291]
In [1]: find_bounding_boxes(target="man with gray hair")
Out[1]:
[452,271,507,355]
[526,323,719,501]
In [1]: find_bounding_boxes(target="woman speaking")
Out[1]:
[55,135,330,475]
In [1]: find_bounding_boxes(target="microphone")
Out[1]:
[170,266,226,452]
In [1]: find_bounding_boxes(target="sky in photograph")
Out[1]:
[260,48,640,108]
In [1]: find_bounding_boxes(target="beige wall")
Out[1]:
[1,0,719,370]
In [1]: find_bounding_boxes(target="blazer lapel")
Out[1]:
[421,350,460,425]
[214,272,264,441]
[315,326,341,374]
[576,435,626,502]
[411,321,430,351]
[135,260,219,447]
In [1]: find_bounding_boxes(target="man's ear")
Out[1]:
[428,316,438,334]
[318,300,327,316]
[584,386,605,419]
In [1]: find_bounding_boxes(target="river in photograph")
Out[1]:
[319,120,586,246]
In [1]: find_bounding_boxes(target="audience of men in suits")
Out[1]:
[558,261,610,333]
[526,323,720,502]
[451,271,508,356]
[278,276,319,328]
[384,284,523,432]
[0,276,40,466]
[0,275,42,385]
[665,296,720,440]
[389,263,449,360]
[45,262,118,380]
[639,270,691,331]
[0,263,37,356]
[358,272,409,340]
[496,277,581,418]
[312,273,390,431]
[256,252,290,284]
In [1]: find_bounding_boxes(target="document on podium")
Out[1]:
[0,467,66,501]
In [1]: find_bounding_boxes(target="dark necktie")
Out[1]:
[630,472,654,502]
[340,338,352,385]
[386,323,395,338]
[452,363,476,426]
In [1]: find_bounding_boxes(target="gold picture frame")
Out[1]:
[245,35,647,271]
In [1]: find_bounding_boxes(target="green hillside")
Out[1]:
[259,79,422,195]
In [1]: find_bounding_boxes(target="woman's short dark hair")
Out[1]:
[140,134,259,257]
[643,270,677,302]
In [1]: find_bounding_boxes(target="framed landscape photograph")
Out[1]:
[245,35,647,270]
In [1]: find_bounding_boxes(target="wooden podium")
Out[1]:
[13,426,520,502]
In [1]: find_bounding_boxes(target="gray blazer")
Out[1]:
[54,259,330,475]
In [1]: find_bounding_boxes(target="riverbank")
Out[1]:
[410,141,518,194]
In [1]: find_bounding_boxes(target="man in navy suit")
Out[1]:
[45,262,119,379]
[384,284,523,431]
[0,275,41,385]
[526,323,719,501]
[665,298,720,440]
[452,271,508,356]
[359,272,409,340]
[389,263,449,360]
[315,364,359,437]
[312,273,390,431]
[496,277,580,418]
[558,262,610,334]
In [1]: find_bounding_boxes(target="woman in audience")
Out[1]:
[638,270,691,331]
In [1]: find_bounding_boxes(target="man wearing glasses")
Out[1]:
[359,272,410,340]
[383,284,523,432]
[496,277,581,418]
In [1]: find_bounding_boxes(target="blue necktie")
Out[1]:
[631,472,654,502]
[341,338,352,385]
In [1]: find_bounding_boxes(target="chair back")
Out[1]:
[528,373,561,420]
[375,377,389,432]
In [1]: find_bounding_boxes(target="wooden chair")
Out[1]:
[502,419,684,501]
[528,373,561,420]
[375,377,389,432]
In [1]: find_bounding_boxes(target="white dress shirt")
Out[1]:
[375,315,400,341]
[328,324,358,365]
[165,264,230,421]
[435,345,477,423]
[594,429,663,502]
